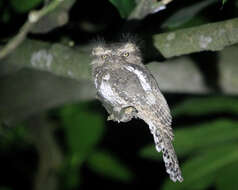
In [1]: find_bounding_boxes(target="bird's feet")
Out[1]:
[107,106,137,122]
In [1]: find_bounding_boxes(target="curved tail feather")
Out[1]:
[152,125,183,182]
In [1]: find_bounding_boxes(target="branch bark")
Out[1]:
[1,43,238,125]
[154,18,238,58]
[28,114,63,190]
[1,18,238,124]
[1,36,238,96]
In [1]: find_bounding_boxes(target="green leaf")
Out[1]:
[189,173,215,190]
[170,16,207,30]
[215,162,238,190]
[0,122,29,149]
[10,0,43,13]
[61,103,104,160]
[175,120,238,156]
[161,0,216,28]
[162,144,238,190]
[139,144,159,160]
[140,119,238,159]
[87,150,133,181]
[63,164,81,189]
[60,103,104,188]
[222,0,228,5]
[109,0,136,18]
[173,96,238,117]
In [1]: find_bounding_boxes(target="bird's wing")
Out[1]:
[123,63,172,129]
[123,64,183,182]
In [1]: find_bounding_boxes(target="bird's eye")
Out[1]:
[123,52,129,57]
[101,55,108,59]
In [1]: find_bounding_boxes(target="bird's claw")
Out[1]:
[107,106,137,123]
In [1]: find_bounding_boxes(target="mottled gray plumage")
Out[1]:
[91,40,183,182]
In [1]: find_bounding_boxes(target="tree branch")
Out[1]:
[1,38,238,96]
[31,0,76,34]
[28,114,63,190]
[0,0,65,60]
[1,18,238,125]
[154,18,238,58]
[0,68,94,125]
[1,44,238,125]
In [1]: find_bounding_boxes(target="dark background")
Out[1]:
[0,0,238,190]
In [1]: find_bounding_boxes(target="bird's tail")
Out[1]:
[151,124,183,182]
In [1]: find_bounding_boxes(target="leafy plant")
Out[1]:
[87,150,133,181]
[109,0,136,18]
[140,119,238,159]
[9,0,43,13]
[173,96,238,116]
[161,0,216,28]
[222,0,228,5]
[0,123,29,149]
[60,102,133,188]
